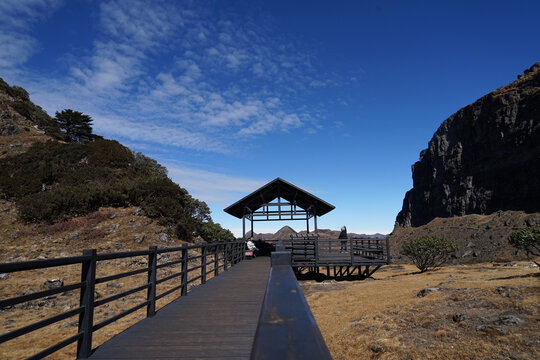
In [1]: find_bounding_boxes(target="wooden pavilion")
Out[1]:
[224,177,390,278]
[224,177,335,239]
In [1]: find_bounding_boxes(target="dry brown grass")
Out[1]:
[0,249,228,359]
[0,204,232,360]
[303,263,540,360]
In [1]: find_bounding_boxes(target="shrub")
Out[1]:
[88,139,134,168]
[0,141,88,199]
[10,85,29,100]
[197,220,235,242]
[509,225,540,266]
[402,235,458,272]
[133,152,168,178]
[0,139,232,243]
[17,185,104,222]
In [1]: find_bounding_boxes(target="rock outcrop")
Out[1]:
[396,62,540,228]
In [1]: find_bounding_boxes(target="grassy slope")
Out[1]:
[303,263,539,360]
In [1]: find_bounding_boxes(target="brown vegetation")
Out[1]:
[303,262,539,360]
[390,211,540,264]
[0,204,228,359]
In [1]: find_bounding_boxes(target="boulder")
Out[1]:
[416,287,440,297]
[43,279,64,290]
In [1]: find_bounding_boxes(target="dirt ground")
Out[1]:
[302,262,540,360]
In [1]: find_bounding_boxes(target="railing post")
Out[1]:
[349,237,354,265]
[214,245,219,276]
[201,245,207,284]
[147,246,157,317]
[77,249,96,359]
[181,247,188,296]
[315,239,319,268]
[224,244,228,271]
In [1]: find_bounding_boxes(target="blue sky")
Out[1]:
[1,0,539,236]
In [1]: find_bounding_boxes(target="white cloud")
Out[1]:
[0,0,61,71]
[5,0,350,154]
[166,164,267,206]
[0,32,35,69]
[93,114,228,154]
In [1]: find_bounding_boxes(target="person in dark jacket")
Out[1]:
[339,226,348,252]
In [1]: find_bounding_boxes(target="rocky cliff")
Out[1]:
[396,62,540,228]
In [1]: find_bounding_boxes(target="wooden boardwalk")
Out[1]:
[90,257,270,359]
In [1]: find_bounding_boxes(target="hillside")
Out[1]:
[396,62,540,228]
[391,63,540,263]
[0,79,52,158]
[0,78,234,248]
[390,211,540,263]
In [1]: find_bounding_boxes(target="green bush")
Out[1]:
[88,139,134,168]
[402,235,458,272]
[509,225,540,266]
[17,185,103,222]
[197,220,235,242]
[10,85,29,100]
[0,139,231,242]
[0,141,88,199]
[133,152,168,178]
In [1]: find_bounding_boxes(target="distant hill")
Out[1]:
[0,78,233,243]
[247,226,387,240]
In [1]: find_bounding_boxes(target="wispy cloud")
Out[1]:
[5,0,351,154]
[165,163,267,206]
[0,0,61,71]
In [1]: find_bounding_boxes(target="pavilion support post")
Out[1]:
[314,214,318,234]
[306,216,310,234]
[251,217,254,239]
[242,215,246,241]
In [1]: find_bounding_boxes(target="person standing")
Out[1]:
[339,226,348,252]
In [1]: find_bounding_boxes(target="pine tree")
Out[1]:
[54,109,94,143]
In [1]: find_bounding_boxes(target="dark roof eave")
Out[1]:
[223,177,335,219]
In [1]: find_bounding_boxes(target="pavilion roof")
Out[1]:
[224,177,335,218]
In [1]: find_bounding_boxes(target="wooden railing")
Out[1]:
[251,251,332,360]
[0,241,246,359]
[279,236,391,266]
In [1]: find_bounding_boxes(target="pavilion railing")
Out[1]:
[0,241,246,360]
[279,236,390,266]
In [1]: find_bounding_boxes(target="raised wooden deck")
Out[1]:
[90,257,270,359]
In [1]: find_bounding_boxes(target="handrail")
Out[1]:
[250,251,332,360]
[0,240,247,360]
[280,237,391,266]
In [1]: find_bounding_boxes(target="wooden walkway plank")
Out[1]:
[90,257,270,360]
